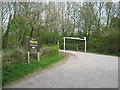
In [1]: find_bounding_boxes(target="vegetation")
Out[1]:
[2,55,64,86]
[2,46,59,66]
[1,1,119,86]
[41,46,59,57]
[2,46,64,85]
[2,45,63,86]
[2,2,119,56]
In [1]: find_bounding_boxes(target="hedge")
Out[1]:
[2,46,59,67]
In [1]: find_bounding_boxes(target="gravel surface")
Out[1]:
[5,50,118,88]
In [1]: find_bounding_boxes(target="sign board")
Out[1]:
[27,37,40,51]
[27,36,40,63]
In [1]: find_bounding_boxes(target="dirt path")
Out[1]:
[5,50,118,88]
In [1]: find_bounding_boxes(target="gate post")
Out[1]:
[64,37,65,52]
[84,37,86,52]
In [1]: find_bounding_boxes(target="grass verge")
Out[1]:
[86,50,120,57]
[75,49,119,56]
[2,55,64,86]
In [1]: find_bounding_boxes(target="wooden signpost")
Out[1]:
[27,37,40,64]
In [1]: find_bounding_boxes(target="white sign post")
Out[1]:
[84,37,86,52]
[57,40,59,48]
[64,37,65,51]
[63,37,86,52]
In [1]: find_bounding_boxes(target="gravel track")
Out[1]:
[5,50,118,88]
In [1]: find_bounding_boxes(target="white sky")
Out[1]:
[1,1,119,30]
[1,0,119,2]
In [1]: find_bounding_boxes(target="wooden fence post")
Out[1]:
[38,52,40,62]
[28,51,30,64]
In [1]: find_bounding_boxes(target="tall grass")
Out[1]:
[2,46,63,86]
[2,55,64,86]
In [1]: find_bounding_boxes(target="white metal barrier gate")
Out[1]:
[63,37,86,52]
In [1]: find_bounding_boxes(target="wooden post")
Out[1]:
[77,44,78,51]
[28,51,30,64]
[84,37,86,52]
[64,37,65,52]
[38,52,40,62]
[57,40,59,48]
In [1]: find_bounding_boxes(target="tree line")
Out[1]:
[1,2,120,55]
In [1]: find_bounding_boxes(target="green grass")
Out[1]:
[0,70,2,88]
[69,49,119,56]
[75,49,119,56]
[86,50,120,57]
[2,55,64,86]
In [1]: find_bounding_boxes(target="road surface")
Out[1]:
[5,50,118,88]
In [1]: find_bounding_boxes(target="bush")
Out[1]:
[41,46,59,57]
[2,46,59,67]
[2,48,27,67]
[39,32,62,45]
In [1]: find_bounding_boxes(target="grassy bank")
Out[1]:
[64,49,119,56]
[68,49,119,57]
[86,50,120,57]
[2,55,64,86]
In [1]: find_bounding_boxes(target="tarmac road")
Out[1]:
[6,50,118,88]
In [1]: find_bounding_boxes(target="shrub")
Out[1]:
[41,46,59,57]
[2,46,59,67]
[2,48,27,67]
[39,32,62,45]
